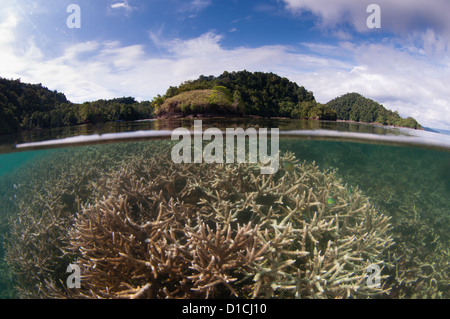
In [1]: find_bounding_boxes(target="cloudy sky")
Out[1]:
[1,0,449,129]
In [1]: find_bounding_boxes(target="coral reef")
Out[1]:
[2,143,165,298]
[3,142,394,298]
[385,217,450,298]
[281,139,450,299]
[2,148,110,298]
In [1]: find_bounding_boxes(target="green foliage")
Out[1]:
[76,97,152,123]
[151,95,165,115]
[396,117,421,129]
[326,93,422,129]
[159,89,235,116]
[158,70,317,118]
[308,103,338,121]
[276,100,337,120]
[0,78,68,134]
[207,86,233,109]
[0,77,155,134]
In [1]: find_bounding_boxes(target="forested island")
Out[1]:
[0,70,422,135]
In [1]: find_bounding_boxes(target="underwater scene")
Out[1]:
[0,120,449,299]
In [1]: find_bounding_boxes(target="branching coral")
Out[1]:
[385,218,450,298]
[4,142,395,299]
[280,139,450,299]
[3,148,114,298]
[66,148,393,298]
[3,143,170,298]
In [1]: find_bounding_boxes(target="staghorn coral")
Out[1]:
[3,142,172,298]
[69,195,265,299]
[66,148,393,299]
[280,139,450,299]
[4,141,394,299]
[3,148,114,298]
[385,218,450,299]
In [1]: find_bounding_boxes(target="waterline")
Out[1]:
[171,120,280,174]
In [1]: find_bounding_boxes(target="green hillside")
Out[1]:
[0,77,152,135]
[158,70,337,120]
[157,87,237,117]
[0,78,68,134]
[326,93,422,129]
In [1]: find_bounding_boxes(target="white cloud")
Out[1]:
[0,13,18,46]
[281,0,450,128]
[111,3,126,10]
[190,0,212,10]
[110,1,135,15]
[283,0,450,37]
[288,41,450,129]
[176,0,212,15]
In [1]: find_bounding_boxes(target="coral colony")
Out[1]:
[3,141,395,298]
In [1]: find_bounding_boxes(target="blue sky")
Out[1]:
[1,0,450,129]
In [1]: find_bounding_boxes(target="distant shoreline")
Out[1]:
[6,116,424,138]
[156,114,424,130]
[335,119,425,130]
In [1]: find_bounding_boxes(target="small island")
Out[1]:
[0,70,422,135]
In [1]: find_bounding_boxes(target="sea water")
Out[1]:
[0,119,449,299]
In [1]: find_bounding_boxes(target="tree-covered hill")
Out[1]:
[0,78,68,134]
[158,70,337,120]
[326,93,422,129]
[0,77,153,135]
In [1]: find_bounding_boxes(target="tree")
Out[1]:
[326,93,421,129]
[159,70,317,118]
